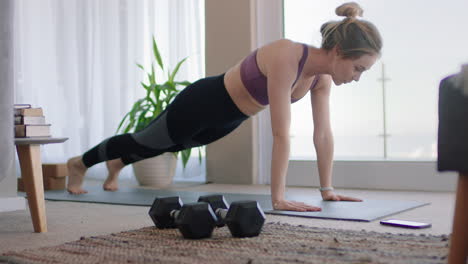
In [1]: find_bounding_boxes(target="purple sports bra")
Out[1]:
[240,43,320,106]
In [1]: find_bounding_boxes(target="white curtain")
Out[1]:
[13,0,205,180]
[254,0,283,184]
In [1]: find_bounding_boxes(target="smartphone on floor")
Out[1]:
[380,219,432,229]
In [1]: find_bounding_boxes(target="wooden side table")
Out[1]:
[15,137,68,233]
[449,173,468,264]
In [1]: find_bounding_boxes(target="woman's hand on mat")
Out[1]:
[321,191,363,202]
[273,199,322,212]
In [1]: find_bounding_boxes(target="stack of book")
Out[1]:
[14,104,51,138]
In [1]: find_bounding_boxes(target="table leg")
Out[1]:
[16,144,47,233]
[448,173,468,264]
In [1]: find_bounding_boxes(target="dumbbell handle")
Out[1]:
[169,209,181,220]
[215,208,228,220]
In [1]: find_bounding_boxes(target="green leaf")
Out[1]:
[162,82,177,92]
[152,84,162,107]
[135,110,150,132]
[166,93,177,104]
[175,81,191,87]
[180,148,191,169]
[150,64,156,85]
[141,82,150,90]
[116,112,130,133]
[117,98,148,133]
[198,147,203,164]
[169,57,188,82]
[152,37,164,71]
[136,63,145,72]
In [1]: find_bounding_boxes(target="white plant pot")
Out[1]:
[132,153,177,187]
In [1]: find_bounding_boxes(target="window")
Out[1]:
[271,0,463,191]
[284,0,468,161]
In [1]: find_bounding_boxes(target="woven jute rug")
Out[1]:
[1,222,450,264]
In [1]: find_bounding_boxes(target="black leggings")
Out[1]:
[82,74,249,168]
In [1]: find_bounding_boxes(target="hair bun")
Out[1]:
[335,2,363,18]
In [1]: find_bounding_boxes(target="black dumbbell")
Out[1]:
[148,196,218,239]
[198,194,266,237]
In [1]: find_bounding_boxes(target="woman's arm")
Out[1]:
[263,40,321,212]
[310,76,334,190]
[311,75,362,202]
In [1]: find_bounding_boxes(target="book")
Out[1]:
[15,124,51,138]
[14,104,32,109]
[14,107,43,117]
[14,115,46,125]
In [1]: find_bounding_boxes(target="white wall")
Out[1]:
[204,0,258,184]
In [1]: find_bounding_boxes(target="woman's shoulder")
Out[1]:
[258,39,305,67]
[261,38,303,52]
[273,38,296,47]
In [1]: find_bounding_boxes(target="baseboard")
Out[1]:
[287,160,458,192]
[0,197,26,212]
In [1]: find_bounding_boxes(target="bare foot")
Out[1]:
[103,158,125,191]
[67,156,88,194]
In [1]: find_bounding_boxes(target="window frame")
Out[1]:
[255,0,457,191]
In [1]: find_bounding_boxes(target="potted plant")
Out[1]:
[116,36,202,187]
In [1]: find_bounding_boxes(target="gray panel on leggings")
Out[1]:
[97,138,110,161]
[131,111,175,149]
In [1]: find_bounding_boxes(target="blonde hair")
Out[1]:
[320,2,382,59]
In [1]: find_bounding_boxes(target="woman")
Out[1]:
[67,2,382,212]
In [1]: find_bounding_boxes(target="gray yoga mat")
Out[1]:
[27,186,429,222]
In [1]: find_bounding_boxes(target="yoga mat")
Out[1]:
[25,186,429,222]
